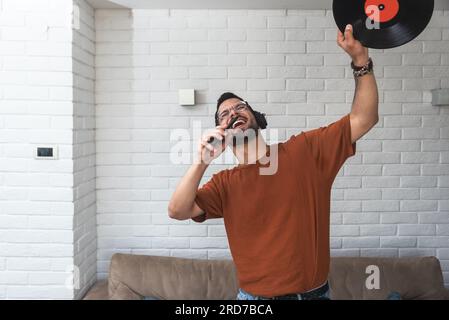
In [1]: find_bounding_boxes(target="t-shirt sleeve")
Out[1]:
[302,113,356,181]
[191,174,224,223]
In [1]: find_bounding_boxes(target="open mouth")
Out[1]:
[232,118,247,129]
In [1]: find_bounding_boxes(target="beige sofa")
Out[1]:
[83,254,449,300]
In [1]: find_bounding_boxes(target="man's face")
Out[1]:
[217,98,259,131]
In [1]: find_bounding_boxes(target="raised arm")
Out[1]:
[337,24,379,144]
[168,123,228,220]
[168,163,207,220]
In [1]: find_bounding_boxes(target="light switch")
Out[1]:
[179,89,195,106]
[35,146,58,160]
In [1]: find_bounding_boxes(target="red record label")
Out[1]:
[365,0,399,23]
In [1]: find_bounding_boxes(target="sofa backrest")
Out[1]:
[108,253,448,300]
[108,253,238,300]
[328,256,448,300]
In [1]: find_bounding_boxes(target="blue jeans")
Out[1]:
[236,283,331,300]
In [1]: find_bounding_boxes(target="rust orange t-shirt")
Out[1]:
[192,114,356,297]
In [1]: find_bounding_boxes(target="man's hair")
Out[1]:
[215,92,268,129]
[216,92,245,110]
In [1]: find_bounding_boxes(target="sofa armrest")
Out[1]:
[83,280,109,300]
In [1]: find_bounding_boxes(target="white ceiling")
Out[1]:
[86,0,125,8]
[87,0,449,10]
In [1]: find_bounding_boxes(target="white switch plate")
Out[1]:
[34,145,58,160]
[431,89,449,106]
[179,89,195,106]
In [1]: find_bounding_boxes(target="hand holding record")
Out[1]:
[337,24,370,66]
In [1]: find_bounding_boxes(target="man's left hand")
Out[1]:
[337,24,369,67]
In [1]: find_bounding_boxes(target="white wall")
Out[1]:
[0,0,75,299]
[0,0,96,299]
[72,0,97,300]
[95,8,449,286]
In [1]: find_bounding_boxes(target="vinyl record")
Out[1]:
[332,0,434,49]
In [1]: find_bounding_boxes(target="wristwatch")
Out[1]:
[351,57,373,78]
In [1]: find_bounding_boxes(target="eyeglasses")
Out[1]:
[217,101,248,123]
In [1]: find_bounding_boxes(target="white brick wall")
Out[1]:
[0,0,75,299]
[0,0,96,299]
[94,7,449,288]
[72,0,96,300]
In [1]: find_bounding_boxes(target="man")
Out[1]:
[168,25,379,300]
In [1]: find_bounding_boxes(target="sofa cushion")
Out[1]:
[108,253,238,300]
